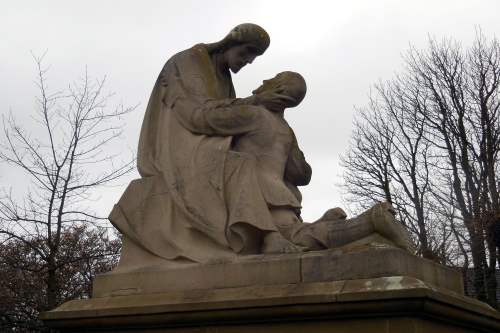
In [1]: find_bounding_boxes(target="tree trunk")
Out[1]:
[486,219,499,308]
[470,231,488,304]
[46,256,58,311]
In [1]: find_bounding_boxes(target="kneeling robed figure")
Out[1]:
[109,23,412,270]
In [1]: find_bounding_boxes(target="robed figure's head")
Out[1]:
[207,23,270,73]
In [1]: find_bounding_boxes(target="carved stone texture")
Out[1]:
[107,23,412,268]
[93,246,462,298]
[40,247,500,332]
[40,22,500,333]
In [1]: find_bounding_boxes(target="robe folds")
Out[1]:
[110,44,301,263]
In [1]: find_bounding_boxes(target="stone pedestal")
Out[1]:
[40,246,500,332]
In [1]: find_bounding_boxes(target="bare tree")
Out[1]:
[407,32,500,307]
[341,31,500,307]
[341,80,448,262]
[0,53,135,329]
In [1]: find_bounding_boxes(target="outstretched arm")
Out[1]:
[172,95,267,136]
[172,90,294,137]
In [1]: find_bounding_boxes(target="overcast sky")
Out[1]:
[1,0,499,222]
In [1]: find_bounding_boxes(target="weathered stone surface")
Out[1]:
[94,251,301,297]
[301,244,463,293]
[41,276,500,332]
[108,22,413,269]
[42,245,500,332]
[93,246,462,298]
[39,23,500,333]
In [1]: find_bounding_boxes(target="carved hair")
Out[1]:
[206,23,270,55]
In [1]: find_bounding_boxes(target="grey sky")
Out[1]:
[1,0,499,221]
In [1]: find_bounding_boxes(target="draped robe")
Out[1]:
[110,44,306,264]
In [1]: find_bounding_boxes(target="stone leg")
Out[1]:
[269,202,412,252]
[261,231,307,253]
[269,208,326,250]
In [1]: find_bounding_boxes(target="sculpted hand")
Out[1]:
[253,88,296,110]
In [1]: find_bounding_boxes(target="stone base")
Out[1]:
[40,247,500,332]
[93,245,463,297]
[41,277,500,332]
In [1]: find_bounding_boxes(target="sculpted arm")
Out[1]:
[172,96,265,136]
[163,55,263,136]
[284,130,312,186]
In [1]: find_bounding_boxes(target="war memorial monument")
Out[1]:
[41,23,500,332]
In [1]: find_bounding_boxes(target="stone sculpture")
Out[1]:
[42,24,500,333]
[109,23,411,270]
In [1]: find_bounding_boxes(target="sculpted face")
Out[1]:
[253,72,307,108]
[224,44,259,73]
[253,76,280,94]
